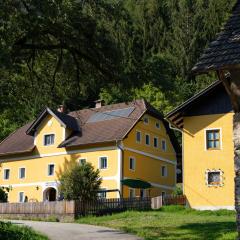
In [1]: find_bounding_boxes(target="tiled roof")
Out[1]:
[192,1,240,73]
[0,99,180,156]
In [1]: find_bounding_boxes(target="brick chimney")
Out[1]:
[57,104,66,113]
[95,99,104,108]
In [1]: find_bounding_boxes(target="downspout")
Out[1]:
[116,140,123,198]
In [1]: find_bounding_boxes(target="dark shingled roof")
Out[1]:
[0,99,180,156]
[192,1,240,73]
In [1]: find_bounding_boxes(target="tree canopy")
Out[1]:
[0,0,237,139]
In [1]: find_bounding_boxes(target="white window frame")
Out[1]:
[79,158,87,165]
[47,163,55,176]
[143,117,149,125]
[18,167,26,179]
[129,157,136,171]
[129,188,135,198]
[155,122,160,129]
[205,169,223,187]
[161,165,168,177]
[18,192,25,203]
[136,130,142,144]
[3,168,10,180]
[153,136,159,148]
[161,139,167,151]
[43,133,55,146]
[204,128,222,151]
[145,134,150,146]
[99,156,108,170]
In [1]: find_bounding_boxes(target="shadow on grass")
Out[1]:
[179,221,236,239]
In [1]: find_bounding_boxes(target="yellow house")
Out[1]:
[0,99,179,202]
[166,80,235,210]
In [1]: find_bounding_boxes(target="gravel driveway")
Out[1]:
[9,220,142,240]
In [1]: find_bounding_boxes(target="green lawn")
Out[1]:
[76,206,237,240]
[0,221,48,240]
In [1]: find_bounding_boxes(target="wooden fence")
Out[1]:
[75,197,151,216]
[0,196,185,221]
[163,195,186,206]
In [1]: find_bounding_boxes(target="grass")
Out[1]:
[76,206,237,240]
[0,221,48,240]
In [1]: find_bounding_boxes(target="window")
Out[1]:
[3,169,10,180]
[206,129,220,150]
[99,157,107,169]
[19,168,25,179]
[79,158,86,165]
[143,117,149,124]
[161,166,167,177]
[136,131,141,143]
[156,122,160,129]
[129,188,135,198]
[207,171,221,186]
[19,192,25,203]
[161,139,167,151]
[44,134,55,146]
[145,134,150,146]
[98,189,107,199]
[154,137,158,148]
[48,164,55,176]
[129,157,135,171]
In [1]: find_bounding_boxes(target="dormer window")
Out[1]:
[44,134,55,146]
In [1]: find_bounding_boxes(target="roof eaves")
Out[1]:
[165,80,221,119]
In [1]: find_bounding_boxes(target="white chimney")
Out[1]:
[95,100,104,108]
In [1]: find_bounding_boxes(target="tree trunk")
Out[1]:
[234,113,240,239]
[218,69,240,239]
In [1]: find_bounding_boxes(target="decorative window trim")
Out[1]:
[204,128,222,151]
[47,163,55,176]
[145,134,150,146]
[43,133,55,146]
[18,167,26,179]
[99,156,108,170]
[205,169,224,187]
[136,130,142,144]
[3,168,10,180]
[129,157,136,171]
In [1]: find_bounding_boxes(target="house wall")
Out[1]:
[183,113,235,210]
[0,113,177,202]
[122,114,176,197]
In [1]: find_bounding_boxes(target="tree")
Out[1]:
[59,162,102,201]
[0,188,8,203]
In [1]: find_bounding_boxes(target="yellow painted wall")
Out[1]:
[123,114,176,196]
[183,113,234,209]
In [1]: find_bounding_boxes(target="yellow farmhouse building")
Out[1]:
[0,99,179,202]
[166,81,235,210]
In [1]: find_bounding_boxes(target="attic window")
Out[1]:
[44,134,55,146]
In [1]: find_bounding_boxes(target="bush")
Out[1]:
[0,221,48,240]
[0,187,8,202]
